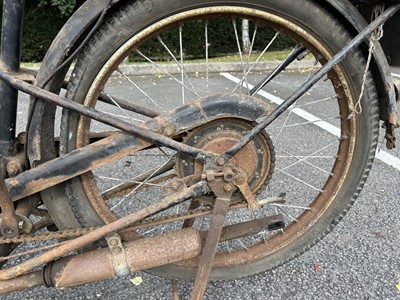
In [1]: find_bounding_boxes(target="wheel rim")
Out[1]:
[65,6,360,271]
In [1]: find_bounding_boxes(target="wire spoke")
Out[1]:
[205,21,209,95]
[231,32,280,93]
[109,158,175,210]
[232,19,249,93]
[98,176,163,187]
[295,95,337,108]
[117,68,165,112]
[157,36,198,95]
[275,141,337,176]
[179,24,185,105]
[275,168,324,192]
[268,116,340,129]
[270,203,312,211]
[276,155,335,159]
[276,206,298,222]
[100,92,145,123]
[136,49,201,98]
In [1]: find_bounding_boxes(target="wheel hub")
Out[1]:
[176,118,275,202]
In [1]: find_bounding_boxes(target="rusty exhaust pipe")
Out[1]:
[0,227,202,295]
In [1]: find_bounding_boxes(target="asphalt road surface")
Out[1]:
[3,70,400,300]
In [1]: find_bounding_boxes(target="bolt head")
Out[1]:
[171,181,180,190]
[217,157,226,166]
[6,162,19,176]
[112,247,122,254]
[164,127,175,136]
[109,238,119,247]
[224,184,233,192]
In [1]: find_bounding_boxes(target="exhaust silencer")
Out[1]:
[0,227,202,294]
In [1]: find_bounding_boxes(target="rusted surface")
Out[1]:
[191,198,231,300]
[106,234,130,277]
[0,271,44,295]
[234,172,260,210]
[385,111,397,149]
[48,227,201,288]
[98,92,159,118]
[0,69,211,160]
[176,118,275,205]
[5,133,150,201]
[0,177,19,238]
[0,181,208,280]
[0,228,201,295]
[202,214,285,243]
[190,165,235,300]
[144,94,272,135]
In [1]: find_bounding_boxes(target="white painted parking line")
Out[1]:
[221,72,400,171]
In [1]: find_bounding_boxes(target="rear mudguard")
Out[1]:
[28,0,397,164]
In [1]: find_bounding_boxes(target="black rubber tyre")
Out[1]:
[49,0,379,280]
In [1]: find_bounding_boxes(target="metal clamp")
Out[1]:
[105,233,130,277]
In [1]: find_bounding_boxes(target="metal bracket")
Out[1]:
[105,233,130,277]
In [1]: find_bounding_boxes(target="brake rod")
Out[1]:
[0,70,212,162]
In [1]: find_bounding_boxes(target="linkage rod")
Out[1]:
[0,181,209,280]
[225,3,400,158]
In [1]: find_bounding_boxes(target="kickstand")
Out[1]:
[189,197,231,300]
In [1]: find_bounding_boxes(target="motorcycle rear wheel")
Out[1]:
[40,0,379,280]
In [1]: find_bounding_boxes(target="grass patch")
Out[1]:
[21,62,42,68]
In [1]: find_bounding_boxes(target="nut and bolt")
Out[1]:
[217,157,226,166]
[108,238,119,247]
[6,161,21,176]
[224,183,233,192]
[171,181,180,190]
[164,127,175,136]
[17,132,27,145]
[249,203,259,210]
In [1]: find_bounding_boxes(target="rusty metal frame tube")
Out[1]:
[0,181,209,280]
[224,3,400,158]
[5,132,149,201]
[0,0,25,153]
[0,70,212,162]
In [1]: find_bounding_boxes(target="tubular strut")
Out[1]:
[223,3,400,158]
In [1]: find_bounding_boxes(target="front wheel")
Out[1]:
[40,0,379,280]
